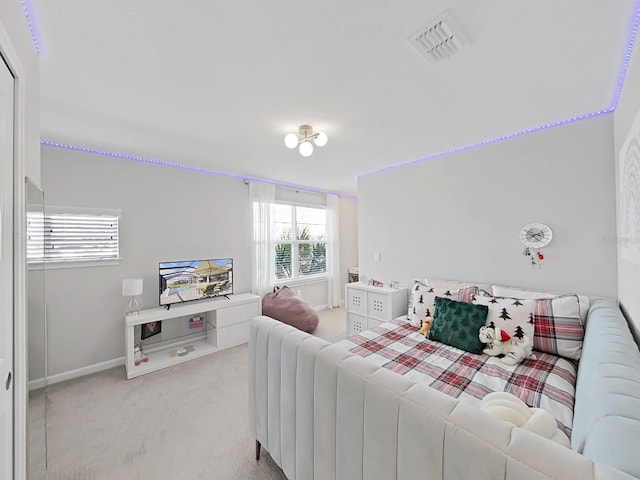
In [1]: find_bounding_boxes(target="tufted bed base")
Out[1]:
[248,315,633,480]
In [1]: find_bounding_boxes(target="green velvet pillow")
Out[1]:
[428,296,489,354]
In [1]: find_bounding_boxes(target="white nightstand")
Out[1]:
[345,282,408,335]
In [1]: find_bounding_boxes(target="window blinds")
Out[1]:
[27,211,119,263]
[273,203,327,279]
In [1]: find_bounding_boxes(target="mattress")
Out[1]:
[336,319,577,436]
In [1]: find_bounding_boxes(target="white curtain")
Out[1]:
[249,182,276,297]
[326,194,341,308]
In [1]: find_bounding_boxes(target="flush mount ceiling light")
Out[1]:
[284,125,328,157]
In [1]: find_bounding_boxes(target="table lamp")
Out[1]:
[122,278,143,315]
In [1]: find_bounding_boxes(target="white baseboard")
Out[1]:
[313,300,345,311]
[27,301,349,390]
[28,356,125,390]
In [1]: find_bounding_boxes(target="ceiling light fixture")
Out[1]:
[284,125,328,157]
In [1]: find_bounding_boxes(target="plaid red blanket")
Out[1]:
[336,320,577,437]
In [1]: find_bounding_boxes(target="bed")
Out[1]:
[248,286,640,479]
[335,319,577,437]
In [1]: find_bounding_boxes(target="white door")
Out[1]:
[0,54,15,479]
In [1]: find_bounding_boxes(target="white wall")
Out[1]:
[358,114,617,297]
[340,196,358,286]
[41,146,357,377]
[614,34,640,342]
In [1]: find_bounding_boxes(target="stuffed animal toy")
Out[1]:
[478,325,512,356]
[478,325,534,366]
[480,391,570,447]
[420,316,432,336]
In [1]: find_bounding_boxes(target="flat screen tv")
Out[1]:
[159,258,233,308]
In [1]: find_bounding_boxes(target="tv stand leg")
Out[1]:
[255,440,261,460]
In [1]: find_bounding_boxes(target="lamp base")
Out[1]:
[126,296,141,315]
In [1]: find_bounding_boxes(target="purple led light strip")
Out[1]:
[19,0,43,56]
[40,140,357,199]
[32,1,640,190]
[359,109,612,178]
[609,0,640,110]
[360,0,640,179]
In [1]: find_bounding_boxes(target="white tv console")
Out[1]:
[124,293,261,379]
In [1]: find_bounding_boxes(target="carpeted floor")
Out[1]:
[28,308,346,479]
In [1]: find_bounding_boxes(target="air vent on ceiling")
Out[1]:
[408,13,467,64]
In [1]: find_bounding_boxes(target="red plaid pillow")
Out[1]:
[473,292,583,360]
[531,294,583,360]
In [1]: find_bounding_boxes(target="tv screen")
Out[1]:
[159,258,233,307]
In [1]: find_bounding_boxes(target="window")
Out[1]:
[27,207,120,266]
[273,203,327,280]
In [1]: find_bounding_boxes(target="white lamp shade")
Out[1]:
[284,133,298,149]
[313,131,328,147]
[299,141,313,157]
[122,278,143,296]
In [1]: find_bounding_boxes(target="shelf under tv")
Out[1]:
[124,293,261,379]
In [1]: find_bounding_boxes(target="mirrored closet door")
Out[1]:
[26,177,47,478]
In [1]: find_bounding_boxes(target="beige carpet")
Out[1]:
[28,308,346,480]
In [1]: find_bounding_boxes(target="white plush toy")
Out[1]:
[480,391,570,447]
[478,325,534,366]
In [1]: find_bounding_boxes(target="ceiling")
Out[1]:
[33,0,636,195]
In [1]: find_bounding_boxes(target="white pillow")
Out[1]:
[472,294,535,341]
[491,285,589,324]
[409,283,455,327]
[407,279,428,325]
[488,287,584,360]
[425,278,469,290]
[407,281,477,328]
[427,278,493,293]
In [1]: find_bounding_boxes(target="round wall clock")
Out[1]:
[519,223,553,248]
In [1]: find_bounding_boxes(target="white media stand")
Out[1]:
[125,293,261,379]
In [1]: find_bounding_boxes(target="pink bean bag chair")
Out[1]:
[262,286,319,332]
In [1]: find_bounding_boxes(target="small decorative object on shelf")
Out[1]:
[141,321,162,339]
[348,266,359,283]
[368,278,384,287]
[133,343,149,366]
[168,345,196,358]
[189,315,203,329]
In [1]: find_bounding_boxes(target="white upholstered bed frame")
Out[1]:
[248,316,632,480]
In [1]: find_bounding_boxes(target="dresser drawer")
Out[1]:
[347,313,367,335]
[367,291,392,320]
[346,288,367,315]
